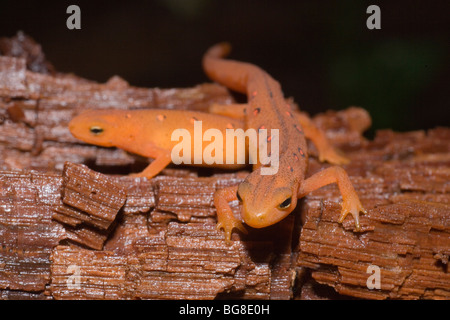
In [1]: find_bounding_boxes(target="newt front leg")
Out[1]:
[128,145,173,179]
[214,185,248,242]
[298,166,366,230]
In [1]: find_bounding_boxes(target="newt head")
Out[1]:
[68,110,122,147]
[237,168,300,228]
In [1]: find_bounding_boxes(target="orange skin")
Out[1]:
[69,43,366,242]
[203,43,365,240]
[69,109,247,176]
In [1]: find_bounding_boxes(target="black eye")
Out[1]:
[236,191,242,202]
[90,126,104,135]
[279,197,292,209]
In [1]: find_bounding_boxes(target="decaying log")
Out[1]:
[0,170,65,296]
[51,223,275,300]
[0,31,55,74]
[297,128,450,300]
[0,33,448,300]
[56,163,125,227]
[53,162,127,250]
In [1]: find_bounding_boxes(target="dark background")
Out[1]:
[1,0,448,135]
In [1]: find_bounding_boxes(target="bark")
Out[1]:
[0,33,448,300]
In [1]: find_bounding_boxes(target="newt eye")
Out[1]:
[89,126,104,135]
[279,197,292,209]
[236,191,242,202]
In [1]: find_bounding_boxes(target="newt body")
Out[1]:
[69,109,246,174]
[203,43,365,239]
[69,43,366,241]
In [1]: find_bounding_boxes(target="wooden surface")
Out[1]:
[0,33,448,300]
[297,128,450,299]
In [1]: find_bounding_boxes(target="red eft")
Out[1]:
[69,43,366,242]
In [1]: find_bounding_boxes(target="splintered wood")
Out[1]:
[51,223,274,299]
[0,171,65,297]
[58,162,126,229]
[297,129,450,300]
[0,33,449,300]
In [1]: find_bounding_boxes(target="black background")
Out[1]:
[1,0,448,136]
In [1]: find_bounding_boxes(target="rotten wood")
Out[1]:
[297,128,450,300]
[51,223,275,300]
[0,33,448,300]
[54,162,126,231]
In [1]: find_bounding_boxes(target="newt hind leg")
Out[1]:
[208,103,247,119]
[209,103,350,165]
[298,166,366,231]
[295,112,350,165]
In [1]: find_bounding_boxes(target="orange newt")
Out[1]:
[69,43,366,242]
[202,43,365,240]
[69,109,247,176]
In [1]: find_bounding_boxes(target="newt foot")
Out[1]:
[338,198,366,231]
[319,147,350,165]
[217,219,247,243]
[128,172,153,179]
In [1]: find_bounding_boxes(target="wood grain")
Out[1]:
[0,33,448,300]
